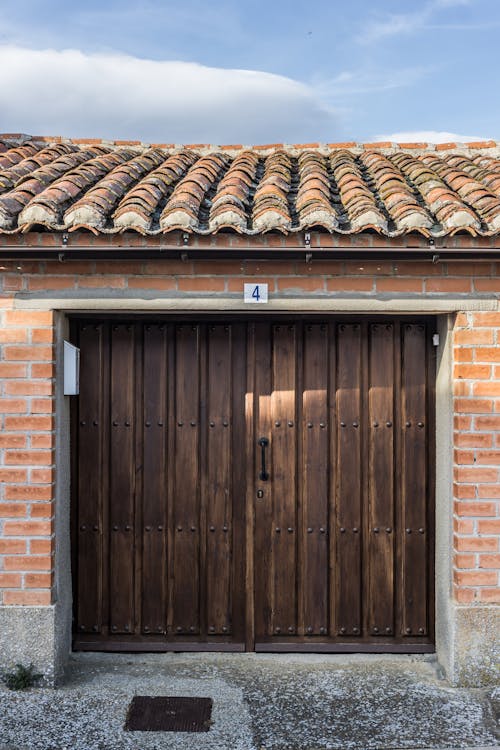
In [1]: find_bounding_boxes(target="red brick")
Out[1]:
[0,328,28,343]
[4,415,54,430]
[3,555,52,570]
[454,415,472,430]
[455,536,498,552]
[453,483,476,499]
[3,520,52,536]
[0,503,28,517]
[0,573,22,587]
[177,278,225,292]
[477,485,500,498]
[454,398,493,413]
[30,503,53,518]
[31,398,54,414]
[454,518,474,534]
[4,382,53,396]
[4,345,53,361]
[0,539,26,554]
[27,276,75,290]
[455,432,492,448]
[4,311,53,326]
[456,588,475,603]
[476,451,500,464]
[0,364,27,378]
[5,450,53,466]
[30,539,52,554]
[454,467,498,483]
[78,275,126,289]
[31,364,55,378]
[375,278,422,292]
[4,486,53,501]
[473,382,500,397]
[455,501,497,516]
[0,398,27,413]
[24,572,52,588]
[31,328,55,343]
[144,261,193,275]
[127,277,176,290]
[344,262,393,275]
[446,262,494,276]
[0,468,28,482]
[193,261,244,275]
[30,468,54,483]
[471,313,500,326]
[426,278,471,293]
[30,435,53,449]
[454,570,497,586]
[277,277,325,292]
[327,278,374,292]
[479,554,500,568]
[478,520,500,534]
[454,364,491,379]
[475,416,500,430]
[454,329,494,345]
[454,553,475,568]
[478,588,500,602]
[453,381,470,397]
[454,450,474,465]
[474,347,500,363]
[473,278,500,292]
[454,348,472,363]
[3,591,51,605]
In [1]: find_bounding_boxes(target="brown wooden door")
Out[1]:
[72,317,434,652]
[251,320,434,651]
[73,321,247,650]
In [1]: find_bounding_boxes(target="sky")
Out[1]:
[0,0,498,145]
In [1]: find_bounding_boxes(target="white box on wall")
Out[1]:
[64,341,80,395]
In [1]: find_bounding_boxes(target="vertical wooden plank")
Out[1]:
[401,322,428,637]
[301,323,329,637]
[244,323,256,650]
[141,323,168,635]
[109,323,136,635]
[270,323,298,637]
[172,324,201,635]
[335,322,363,637]
[230,323,247,646]
[253,322,273,640]
[76,322,107,635]
[367,322,395,637]
[205,324,233,636]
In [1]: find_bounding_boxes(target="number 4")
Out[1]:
[252,285,261,301]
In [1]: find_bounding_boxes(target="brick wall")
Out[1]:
[0,305,54,605]
[453,311,500,604]
[0,248,499,608]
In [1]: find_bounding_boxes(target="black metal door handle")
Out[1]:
[258,437,269,481]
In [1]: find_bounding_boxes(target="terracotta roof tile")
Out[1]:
[0,135,499,237]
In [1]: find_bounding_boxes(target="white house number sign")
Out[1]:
[244,283,268,304]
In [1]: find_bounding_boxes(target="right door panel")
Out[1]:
[253,319,434,651]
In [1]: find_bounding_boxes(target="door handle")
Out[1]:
[258,437,269,481]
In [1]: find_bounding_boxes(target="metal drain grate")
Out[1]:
[125,696,213,732]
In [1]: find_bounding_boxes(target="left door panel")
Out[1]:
[72,320,247,651]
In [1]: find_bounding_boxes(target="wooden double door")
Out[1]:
[72,317,435,652]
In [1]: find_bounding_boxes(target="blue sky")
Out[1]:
[0,0,498,144]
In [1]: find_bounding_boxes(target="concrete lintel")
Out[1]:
[11,294,499,313]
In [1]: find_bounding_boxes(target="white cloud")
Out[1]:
[0,45,337,143]
[358,0,478,43]
[373,131,488,143]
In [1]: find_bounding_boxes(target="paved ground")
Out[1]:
[0,653,498,750]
